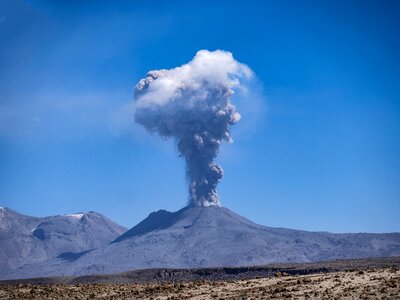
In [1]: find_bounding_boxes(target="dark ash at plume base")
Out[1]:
[134,50,252,207]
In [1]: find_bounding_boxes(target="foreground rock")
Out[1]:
[0,267,399,299]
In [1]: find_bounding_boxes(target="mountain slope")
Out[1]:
[0,207,127,275]
[4,206,400,280]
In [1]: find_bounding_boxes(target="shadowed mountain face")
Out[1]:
[112,209,174,243]
[3,206,400,280]
[0,207,126,276]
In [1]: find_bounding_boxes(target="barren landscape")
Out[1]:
[1,257,399,299]
[2,2,400,299]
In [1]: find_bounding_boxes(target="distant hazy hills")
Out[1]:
[1,206,399,280]
[0,207,126,278]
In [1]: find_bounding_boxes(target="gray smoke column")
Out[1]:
[134,50,252,207]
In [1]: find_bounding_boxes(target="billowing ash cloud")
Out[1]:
[134,50,252,207]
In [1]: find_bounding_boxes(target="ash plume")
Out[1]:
[134,50,252,207]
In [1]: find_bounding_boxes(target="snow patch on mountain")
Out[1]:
[64,213,85,219]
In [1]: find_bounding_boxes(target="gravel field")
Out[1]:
[0,268,399,299]
[0,257,399,299]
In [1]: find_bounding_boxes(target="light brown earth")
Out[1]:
[0,268,399,299]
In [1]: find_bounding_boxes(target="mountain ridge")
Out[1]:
[0,207,127,276]
[3,205,399,280]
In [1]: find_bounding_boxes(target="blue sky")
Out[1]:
[1,0,399,232]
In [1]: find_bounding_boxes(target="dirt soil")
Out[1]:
[0,257,399,299]
[0,268,399,299]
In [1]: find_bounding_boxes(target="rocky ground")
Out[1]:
[0,267,399,299]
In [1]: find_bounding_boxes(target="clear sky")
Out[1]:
[1,0,399,233]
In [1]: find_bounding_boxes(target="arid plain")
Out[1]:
[1,258,399,299]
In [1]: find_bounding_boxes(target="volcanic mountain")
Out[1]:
[0,207,126,277]
[3,206,400,280]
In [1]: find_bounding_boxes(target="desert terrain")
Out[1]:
[0,257,399,299]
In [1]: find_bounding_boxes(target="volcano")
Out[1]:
[3,206,400,280]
